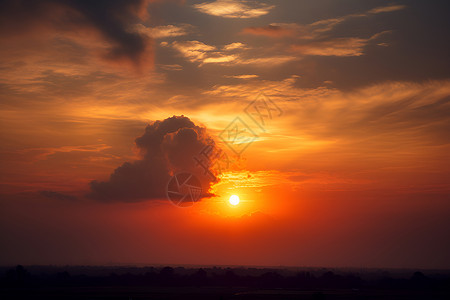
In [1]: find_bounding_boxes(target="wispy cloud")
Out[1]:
[223,42,249,51]
[170,40,216,62]
[132,24,194,39]
[234,56,298,66]
[242,3,406,40]
[291,36,371,57]
[202,75,317,99]
[200,76,450,195]
[202,54,238,65]
[240,3,405,58]
[224,74,259,79]
[0,0,156,72]
[194,0,275,18]
[368,4,407,14]
[16,144,113,161]
[158,64,183,71]
[204,76,450,148]
[168,40,297,66]
[290,31,391,57]
[242,24,299,38]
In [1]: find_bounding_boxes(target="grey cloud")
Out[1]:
[89,115,218,202]
[0,0,153,67]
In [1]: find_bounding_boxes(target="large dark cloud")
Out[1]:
[89,116,219,202]
[0,0,153,67]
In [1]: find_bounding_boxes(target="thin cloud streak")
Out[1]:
[132,23,194,39]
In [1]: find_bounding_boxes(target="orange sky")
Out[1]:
[0,0,449,269]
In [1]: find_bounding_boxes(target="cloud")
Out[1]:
[218,170,294,189]
[290,37,369,57]
[169,40,297,66]
[171,40,216,62]
[203,75,324,100]
[290,31,391,57]
[17,144,112,161]
[368,4,407,14]
[0,0,155,70]
[194,0,275,18]
[206,75,450,146]
[242,24,298,38]
[89,116,220,202]
[240,3,401,59]
[234,56,298,65]
[242,4,406,39]
[201,54,238,65]
[159,64,183,71]
[169,40,238,65]
[200,76,450,196]
[223,42,248,51]
[309,4,406,35]
[277,80,450,165]
[132,23,194,39]
[224,75,259,79]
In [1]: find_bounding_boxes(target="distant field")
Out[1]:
[1,265,449,299]
[2,286,450,300]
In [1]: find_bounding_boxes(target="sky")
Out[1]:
[0,0,449,269]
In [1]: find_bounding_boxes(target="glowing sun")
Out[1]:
[229,195,240,206]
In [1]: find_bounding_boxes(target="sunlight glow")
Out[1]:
[229,195,240,206]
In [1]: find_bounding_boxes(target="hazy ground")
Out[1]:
[1,265,449,299]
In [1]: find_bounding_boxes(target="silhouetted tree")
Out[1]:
[410,271,430,289]
[4,265,31,287]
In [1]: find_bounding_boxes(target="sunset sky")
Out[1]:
[1,0,449,269]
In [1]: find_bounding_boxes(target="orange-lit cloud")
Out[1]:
[368,4,407,14]
[223,42,249,51]
[291,36,371,57]
[194,0,275,18]
[224,74,259,79]
[170,40,217,62]
[242,4,406,41]
[168,40,298,66]
[239,4,405,60]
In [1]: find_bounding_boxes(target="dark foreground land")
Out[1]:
[1,265,449,300]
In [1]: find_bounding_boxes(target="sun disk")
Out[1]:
[229,195,240,206]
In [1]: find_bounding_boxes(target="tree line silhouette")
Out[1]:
[2,265,449,291]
